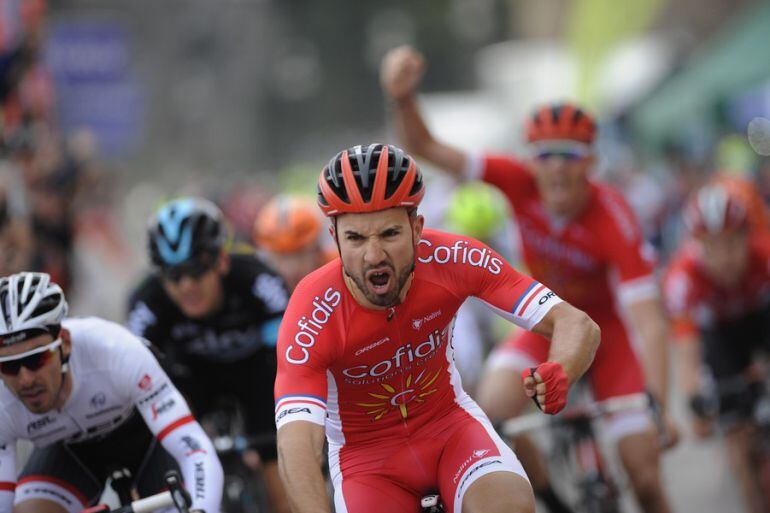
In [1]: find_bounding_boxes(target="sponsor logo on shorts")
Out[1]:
[418,239,502,275]
[457,459,503,495]
[286,287,341,365]
[452,449,491,484]
[20,484,75,505]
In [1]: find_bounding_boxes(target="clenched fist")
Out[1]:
[380,45,426,102]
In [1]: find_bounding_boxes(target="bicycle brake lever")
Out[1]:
[165,471,192,513]
[528,368,544,412]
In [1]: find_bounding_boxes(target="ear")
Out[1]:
[218,250,230,274]
[412,214,424,244]
[60,328,72,362]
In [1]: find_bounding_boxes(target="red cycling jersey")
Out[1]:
[663,236,770,338]
[470,154,656,427]
[470,154,658,314]
[274,229,561,512]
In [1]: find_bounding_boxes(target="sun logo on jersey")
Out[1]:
[355,368,442,421]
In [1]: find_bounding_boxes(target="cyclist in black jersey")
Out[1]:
[127,197,291,513]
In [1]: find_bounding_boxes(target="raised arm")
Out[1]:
[380,45,468,179]
[277,421,329,513]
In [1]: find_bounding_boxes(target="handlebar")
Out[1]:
[81,471,191,513]
[500,393,650,438]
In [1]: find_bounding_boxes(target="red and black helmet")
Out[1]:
[525,102,597,145]
[684,184,749,236]
[317,143,425,217]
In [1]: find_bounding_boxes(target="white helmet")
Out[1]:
[0,272,68,347]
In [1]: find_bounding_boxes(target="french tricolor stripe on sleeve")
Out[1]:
[485,281,562,330]
[275,395,327,430]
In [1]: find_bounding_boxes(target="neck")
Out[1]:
[53,370,73,410]
[545,186,591,219]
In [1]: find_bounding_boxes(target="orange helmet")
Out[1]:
[525,102,597,145]
[317,143,425,217]
[253,195,323,253]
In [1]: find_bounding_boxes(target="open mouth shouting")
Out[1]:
[365,266,394,297]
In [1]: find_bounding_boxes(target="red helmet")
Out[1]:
[525,102,597,145]
[684,184,749,236]
[317,143,425,216]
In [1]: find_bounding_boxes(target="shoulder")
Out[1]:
[65,317,149,362]
[590,182,642,242]
[129,274,167,306]
[227,253,289,313]
[127,274,173,327]
[416,229,505,276]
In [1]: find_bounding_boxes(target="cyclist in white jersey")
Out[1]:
[0,272,223,513]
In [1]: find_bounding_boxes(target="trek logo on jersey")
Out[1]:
[342,327,446,382]
[286,287,341,365]
[412,310,442,330]
[194,462,206,499]
[418,239,502,275]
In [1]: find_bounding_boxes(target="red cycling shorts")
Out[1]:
[329,398,529,513]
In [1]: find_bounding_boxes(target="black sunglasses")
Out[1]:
[534,149,588,161]
[0,339,61,376]
[160,257,216,283]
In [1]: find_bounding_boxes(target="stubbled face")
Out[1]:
[699,229,750,287]
[335,208,423,308]
[0,333,69,414]
[529,154,593,217]
[161,252,228,319]
[267,244,325,292]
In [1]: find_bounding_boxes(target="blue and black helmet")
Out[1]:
[148,197,226,268]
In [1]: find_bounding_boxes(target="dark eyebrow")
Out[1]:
[343,230,363,237]
[380,225,402,234]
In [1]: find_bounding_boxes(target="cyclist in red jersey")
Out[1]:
[274,143,600,513]
[380,46,675,513]
[664,184,770,513]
